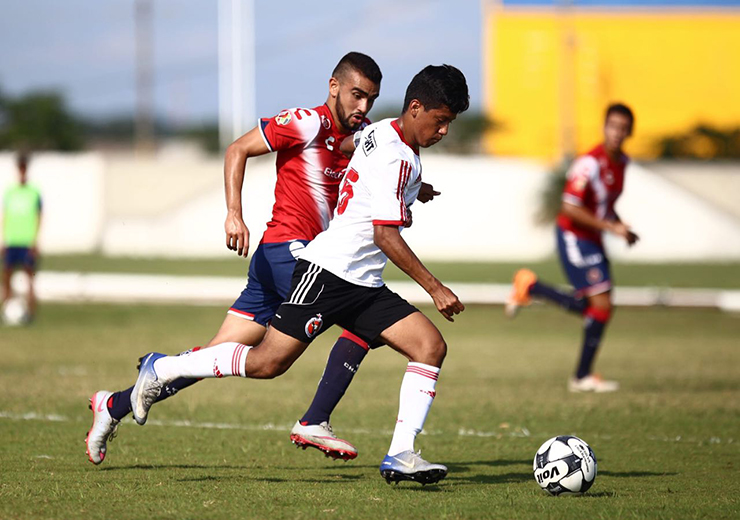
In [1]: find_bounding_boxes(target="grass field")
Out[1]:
[41,254,740,288]
[1,303,738,519]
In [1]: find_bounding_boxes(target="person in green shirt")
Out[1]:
[2,154,42,320]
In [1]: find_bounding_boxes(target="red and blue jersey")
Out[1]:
[557,143,627,244]
[257,104,368,244]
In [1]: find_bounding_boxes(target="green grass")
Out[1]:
[40,253,740,288]
[1,304,739,518]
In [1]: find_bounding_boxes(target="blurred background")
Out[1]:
[0,0,739,310]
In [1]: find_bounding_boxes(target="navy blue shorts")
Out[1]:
[556,227,611,298]
[3,247,36,270]
[228,240,309,326]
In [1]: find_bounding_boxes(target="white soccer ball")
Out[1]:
[2,297,29,326]
[533,435,597,495]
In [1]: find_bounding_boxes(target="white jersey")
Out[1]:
[299,118,422,287]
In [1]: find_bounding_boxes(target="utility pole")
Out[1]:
[218,0,256,150]
[135,0,155,156]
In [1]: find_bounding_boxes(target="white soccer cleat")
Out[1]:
[86,390,120,465]
[568,374,620,393]
[380,450,448,485]
[130,352,167,425]
[290,420,358,460]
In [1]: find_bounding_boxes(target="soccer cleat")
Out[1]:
[380,450,448,485]
[505,268,538,318]
[130,352,167,425]
[568,374,620,393]
[85,390,120,465]
[290,421,358,460]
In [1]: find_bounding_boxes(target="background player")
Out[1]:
[129,64,469,485]
[507,103,638,392]
[2,153,42,323]
[87,52,384,464]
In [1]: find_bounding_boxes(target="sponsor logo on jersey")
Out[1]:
[321,115,331,129]
[604,170,615,185]
[323,167,344,179]
[587,267,603,284]
[276,110,292,126]
[304,313,324,339]
[363,130,377,156]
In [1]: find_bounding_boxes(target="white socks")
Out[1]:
[153,342,251,382]
[387,362,440,456]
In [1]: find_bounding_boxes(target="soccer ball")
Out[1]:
[533,435,597,495]
[1,297,29,326]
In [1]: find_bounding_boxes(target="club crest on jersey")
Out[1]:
[587,267,603,284]
[573,174,588,192]
[305,314,324,339]
[321,115,331,129]
[276,110,292,126]
[363,130,377,156]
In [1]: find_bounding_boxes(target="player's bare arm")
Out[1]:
[417,183,440,203]
[224,127,271,258]
[612,211,639,246]
[340,133,358,157]
[31,210,42,258]
[373,224,464,322]
[561,202,636,246]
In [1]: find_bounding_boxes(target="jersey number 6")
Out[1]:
[337,168,360,215]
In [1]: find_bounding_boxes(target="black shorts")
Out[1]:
[271,260,418,345]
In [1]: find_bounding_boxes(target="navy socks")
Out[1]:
[529,281,587,314]
[528,280,611,379]
[107,378,199,421]
[106,347,204,421]
[576,308,610,379]
[299,334,368,426]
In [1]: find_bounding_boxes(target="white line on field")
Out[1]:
[0,410,734,446]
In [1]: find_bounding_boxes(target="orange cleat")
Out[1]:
[505,268,538,318]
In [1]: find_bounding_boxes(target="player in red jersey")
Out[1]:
[507,103,638,392]
[86,53,396,464]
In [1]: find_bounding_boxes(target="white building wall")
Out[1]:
[2,152,739,262]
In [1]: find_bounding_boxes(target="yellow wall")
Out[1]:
[483,9,740,159]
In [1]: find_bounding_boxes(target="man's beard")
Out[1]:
[336,91,362,132]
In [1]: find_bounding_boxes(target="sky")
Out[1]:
[0,0,484,126]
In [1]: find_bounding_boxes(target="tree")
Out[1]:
[0,90,84,151]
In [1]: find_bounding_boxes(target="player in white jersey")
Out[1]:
[130,65,470,485]
[299,118,422,287]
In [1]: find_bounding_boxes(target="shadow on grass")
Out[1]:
[447,471,533,486]
[175,474,366,484]
[599,470,675,478]
[100,464,253,472]
[446,459,531,470]
[575,491,616,498]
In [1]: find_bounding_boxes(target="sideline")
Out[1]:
[11,271,740,312]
